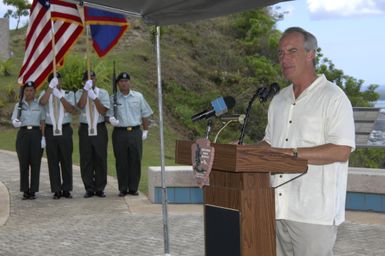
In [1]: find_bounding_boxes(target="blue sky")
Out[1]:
[272,0,385,87]
[1,0,385,86]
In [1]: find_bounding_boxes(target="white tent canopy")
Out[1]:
[73,0,287,25]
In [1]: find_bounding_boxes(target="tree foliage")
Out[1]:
[0,58,14,76]
[3,0,31,30]
[317,53,379,107]
[37,55,113,92]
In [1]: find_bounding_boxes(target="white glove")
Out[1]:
[83,80,93,91]
[12,119,22,128]
[52,88,64,99]
[109,116,120,126]
[41,136,46,149]
[49,77,58,89]
[142,130,148,140]
[88,89,97,100]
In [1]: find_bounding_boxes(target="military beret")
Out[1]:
[24,81,35,88]
[116,72,130,82]
[47,72,62,82]
[82,71,96,81]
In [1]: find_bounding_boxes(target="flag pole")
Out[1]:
[86,24,95,135]
[50,19,57,75]
[50,15,60,135]
[81,4,95,135]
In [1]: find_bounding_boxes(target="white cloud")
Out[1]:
[307,0,385,18]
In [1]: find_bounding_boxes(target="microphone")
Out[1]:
[257,82,280,102]
[191,96,236,122]
[220,114,246,124]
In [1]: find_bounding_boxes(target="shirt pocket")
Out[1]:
[29,108,42,123]
[128,100,140,108]
[128,101,140,110]
[297,115,324,146]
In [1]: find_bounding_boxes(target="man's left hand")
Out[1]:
[88,89,97,100]
[52,88,64,99]
[142,130,148,140]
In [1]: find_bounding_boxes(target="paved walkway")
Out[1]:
[0,149,384,256]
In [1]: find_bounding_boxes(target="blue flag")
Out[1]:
[84,7,129,57]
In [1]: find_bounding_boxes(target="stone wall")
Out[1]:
[0,18,10,60]
[148,165,385,212]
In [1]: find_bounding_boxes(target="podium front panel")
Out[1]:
[205,205,241,256]
[204,170,276,256]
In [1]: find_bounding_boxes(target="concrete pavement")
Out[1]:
[0,149,384,256]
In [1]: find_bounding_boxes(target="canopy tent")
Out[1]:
[66,1,289,255]
[71,0,287,25]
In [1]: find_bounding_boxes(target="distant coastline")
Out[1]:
[374,100,385,109]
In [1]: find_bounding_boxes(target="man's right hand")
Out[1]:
[83,80,93,91]
[12,119,22,128]
[109,116,120,126]
[41,136,46,149]
[49,77,58,89]
[52,88,64,99]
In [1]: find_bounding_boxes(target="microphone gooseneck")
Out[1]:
[238,83,280,144]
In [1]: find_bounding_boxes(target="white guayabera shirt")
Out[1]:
[264,74,356,225]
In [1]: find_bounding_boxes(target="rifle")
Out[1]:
[17,86,25,119]
[112,61,118,118]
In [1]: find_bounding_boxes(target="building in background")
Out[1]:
[0,18,10,60]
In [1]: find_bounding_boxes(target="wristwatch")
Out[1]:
[292,148,298,158]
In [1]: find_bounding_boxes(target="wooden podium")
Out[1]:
[175,140,307,256]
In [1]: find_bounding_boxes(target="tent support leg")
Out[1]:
[156,25,170,255]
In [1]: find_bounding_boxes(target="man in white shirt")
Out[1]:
[259,27,355,256]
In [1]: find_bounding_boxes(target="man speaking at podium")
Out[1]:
[258,27,355,256]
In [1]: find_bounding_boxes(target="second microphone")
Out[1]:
[191,96,236,122]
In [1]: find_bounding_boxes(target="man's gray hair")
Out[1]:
[282,27,318,52]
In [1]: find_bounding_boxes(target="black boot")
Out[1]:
[22,191,30,200]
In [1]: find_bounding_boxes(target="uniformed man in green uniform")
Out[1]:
[108,72,153,196]
[39,72,76,199]
[11,81,45,200]
[75,71,110,198]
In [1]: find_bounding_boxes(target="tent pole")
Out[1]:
[156,25,170,255]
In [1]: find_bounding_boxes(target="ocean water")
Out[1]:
[375,100,385,109]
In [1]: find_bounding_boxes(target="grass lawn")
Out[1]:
[0,122,179,195]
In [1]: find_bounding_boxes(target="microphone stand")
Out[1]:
[238,88,263,144]
[205,119,213,139]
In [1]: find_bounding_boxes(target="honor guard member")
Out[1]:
[39,72,76,199]
[11,81,45,200]
[75,71,110,198]
[108,72,153,196]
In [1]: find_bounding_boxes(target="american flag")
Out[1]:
[18,0,83,88]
